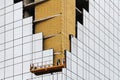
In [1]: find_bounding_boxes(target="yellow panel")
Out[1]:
[35,15,62,36]
[43,34,62,52]
[35,0,75,65]
[61,0,76,52]
[35,0,62,20]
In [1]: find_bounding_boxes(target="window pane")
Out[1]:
[14,63,22,75]
[5,41,13,49]
[0,15,5,27]
[5,48,13,60]
[14,38,22,46]
[23,17,32,25]
[0,44,4,51]
[0,9,4,15]
[5,0,13,7]
[14,20,22,28]
[5,30,13,42]
[0,68,4,79]
[0,33,4,44]
[5,59,13,66]
[0,0,4,9]
[14,27,22,39]
[5,5,13,13]
[5,12,13,24]
[33,40,42,52]
[23,42,32,55]
[14,8,22,21]
[14,45,22,57]
[14,1,22,10]
[23,24,32,36]
[23,35,32,44]
[5,66,13,78]
[0,51,4,62]
[5,23,13,31]
[14,57,22,64]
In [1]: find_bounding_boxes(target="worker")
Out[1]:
[57,59,61,65]
[30,64,34,70]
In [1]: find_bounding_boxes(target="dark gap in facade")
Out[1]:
[14,0,22,3]
[24,0,34,4]
[23,0,35,34]
[76,0,89,24]
[76,0,89,37]
[76,0,89,12]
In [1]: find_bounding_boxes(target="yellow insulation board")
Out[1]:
[35,0,75,65]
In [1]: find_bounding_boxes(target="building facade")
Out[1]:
[0,0,120,80]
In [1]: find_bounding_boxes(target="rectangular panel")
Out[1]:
[5,48,13,60]
[33,32,42,41]
[5,66,13,78]
[66,50,72,58]
[43,75,51,80]
[0,62,4,69]
[14,75,22,80]
[14,20,22,28]
[23,35,32,44]
[5,5,13,13]
[23,24,32,36]
[0,33,4,44]
[5,0,13,7]
[66,56,71,70]
[0,9,4,15]
[5,41,13,49]
[33,52,42,60]
[0,27,4,33]
[5,77,13,80]
[72,60,77,73]
[58,73,62,80]
[23,42,32,55]
[14,63,22,75]
[0,15,4,27]
[43,49,53,57]
[95,8,99,21]
[78,65,83,77]
[53,73,57,80]
[14,38,22,46]
[23,17,32,25]
[5,59,13,66]
[71,36,77,55]
[33,58,42,65]
[14,1,22,10]
[72,54,77,63]
[43,57,52,65]
[5,30,13,42]
[23,61,31,73]
[14,27,22,39]
[14,45,22,57]
[23,73,31,80]
[33,39,42,52]
[0,51,4,62]
[77,22,83,41]
[14,8,22,21]
[72,72,77,80]
[5,12,13,24]
[0,44,4,51]
[14,57,22,64]
[62,68,67,80]
[0,69,4,79]
[0,0,4,9]
[23,54,32,62]
[5,23,13,31]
